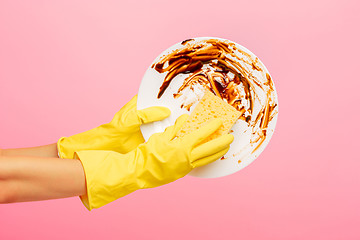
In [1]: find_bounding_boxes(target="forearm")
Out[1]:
[0,155,86,203]
[0,143,59,158]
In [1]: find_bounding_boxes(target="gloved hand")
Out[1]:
[57,95,170,159]
[74,114,234,210]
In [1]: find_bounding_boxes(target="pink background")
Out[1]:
[1,0,359,239]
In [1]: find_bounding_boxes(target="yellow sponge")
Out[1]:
[176,89,240,143]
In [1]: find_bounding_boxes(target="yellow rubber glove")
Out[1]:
[74,114,234,210]
[57,95,170,159]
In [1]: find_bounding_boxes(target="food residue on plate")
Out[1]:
[151,38,278,154]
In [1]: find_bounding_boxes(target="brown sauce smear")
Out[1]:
[152,39,277,154]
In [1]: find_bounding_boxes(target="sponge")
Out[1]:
[176,89,240,143]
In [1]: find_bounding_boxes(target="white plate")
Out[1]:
[137,37,278,178]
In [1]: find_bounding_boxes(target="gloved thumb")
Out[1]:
[137,106,171,124]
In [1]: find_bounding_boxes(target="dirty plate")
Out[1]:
[137,37,278,178]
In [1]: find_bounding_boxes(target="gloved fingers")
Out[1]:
[163,114,189,140]
[137,106,171,124]
[184,118,223,147]
[191,134,234,160]
[192,147,230,168]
